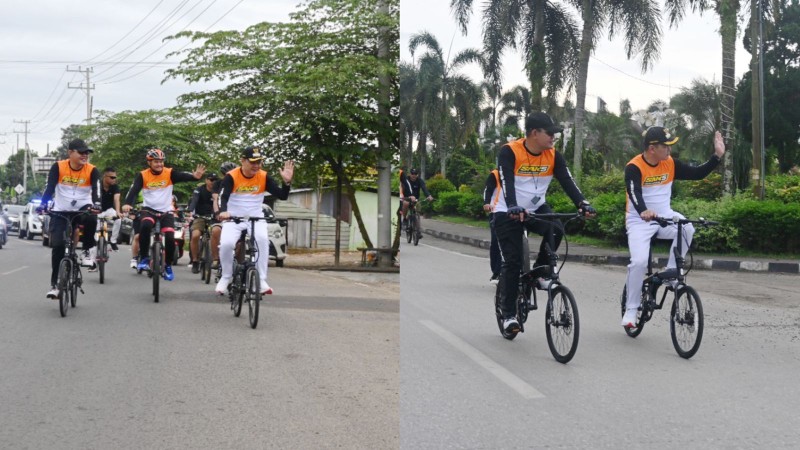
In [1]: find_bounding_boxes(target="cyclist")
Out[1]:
[399,168,433,233]
[187,172,218,273]
[494,112,596,334]
[99,167,122,253]
[37,139,101,299]
[482,169,502,284]
[122,148,205,281]
[621,127,725,328]
[215,147,293,295]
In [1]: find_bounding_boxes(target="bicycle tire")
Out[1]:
[518,277,533,324]
[670,285,704,359]
[98,236,106,284]
[494,275,518,340]
[70,263,79,308]
[545,285,579,363]
[246,267,261,329]
[406,216,413,243]
[412,216,420,246]
[152,241,161,303]
[621,284,645,338]
[231,267,244,317]
[203,237,212,284]
[57,258,72,317]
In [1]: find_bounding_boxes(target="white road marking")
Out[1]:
[419,319,545,399]
[420,243,486,260]
[2,266,28,276]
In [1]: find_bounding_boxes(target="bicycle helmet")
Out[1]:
[219,161,237,175]
[146,148,165,161]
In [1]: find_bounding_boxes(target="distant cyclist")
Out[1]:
[122,148,205,281]
[399,168,433,232]
[215,147,293,295]
[187,172,218,273]
[99,167,122,252]
[38,139,101,299]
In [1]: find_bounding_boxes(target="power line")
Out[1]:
[589,56,674,89]
[81,0,169,66]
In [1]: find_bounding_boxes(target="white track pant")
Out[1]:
[219,220,269,283]
[625,213,694,310]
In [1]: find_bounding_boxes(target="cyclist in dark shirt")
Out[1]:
[99,167,122,252]
[399,168,432,230]
[187,172,219,273]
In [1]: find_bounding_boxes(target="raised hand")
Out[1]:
[280,160,295,184]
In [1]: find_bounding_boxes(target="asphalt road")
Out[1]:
[0,236,399,449]
[401,235,800,449]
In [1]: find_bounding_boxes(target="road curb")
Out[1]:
[423,228,800,275]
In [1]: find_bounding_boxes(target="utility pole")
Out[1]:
[67,66,95,125]
[13,119,31,194]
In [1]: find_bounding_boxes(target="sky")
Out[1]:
[400,0,752,124]
[0,0,301,164]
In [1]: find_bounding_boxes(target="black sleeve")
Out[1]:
[553,152,586,207]
[90,168,101,204]
[218,175,234,213]
[171,170,199,184]
[39,163,60,205]
[624,164,647,214]
[124,173,144,206]
[674,155,721,181]
[497,145,518,208]
[265,176,291,200]
[188,188,200,213]
[483,173,495,204]
[418,178,430,197]
[399,172,407,197]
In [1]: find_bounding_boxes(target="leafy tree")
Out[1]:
[165,0,399,248]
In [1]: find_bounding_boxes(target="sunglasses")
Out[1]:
[106,176,117,179]
[77,150,92,155]
[539,129,556,137]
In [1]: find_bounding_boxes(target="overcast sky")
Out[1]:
[0,0,300,164]
[400,0,752,123]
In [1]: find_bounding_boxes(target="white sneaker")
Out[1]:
[537,277,552,290]
[46,287,59,300]
[260,280,273,295]
[215,277,231,295]
[502,317,520,333]
[129,258,137,269]
[621,308,638,328]
[80,247,97,267]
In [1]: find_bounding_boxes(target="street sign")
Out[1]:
[14,184,24,195]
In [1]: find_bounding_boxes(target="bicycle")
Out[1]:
[494,211,584,363]
[620,217,718,359]
[48,211,95,317]
[134,209,168,303]
[224,216,268,329]
[192,215,215,284]
[405,199,425,246]
[95,212,116,284]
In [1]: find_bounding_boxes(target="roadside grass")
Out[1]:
[430,215,800,260]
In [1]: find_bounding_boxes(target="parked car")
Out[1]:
[263,205,287,267]
[19,200,45,240]
[2,204,26,235]
[0,207,8,249]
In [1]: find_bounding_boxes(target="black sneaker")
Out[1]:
[191,261,200,274]
[110,242,119,252]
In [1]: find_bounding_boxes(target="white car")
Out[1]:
[19,200,45,240]
[263,205,287,267]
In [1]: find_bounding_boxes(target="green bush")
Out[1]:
[766,174,800,204]
[457,192,485,218]
[581,169,626,195]
[433,191,461,215]
[425,175,456,197]
[581,192,627,244]
[722,200,800,253]
[678,172,723,201]
[671,197,741,253]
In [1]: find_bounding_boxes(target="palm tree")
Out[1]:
[499,85,533,129]
[409,31,484,177]
[585,110,639,169]
[670,78,722,162]
[451,0,581,112]
[665,0,741,194]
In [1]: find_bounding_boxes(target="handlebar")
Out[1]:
[653,217,719,227]
[226,216,269,224]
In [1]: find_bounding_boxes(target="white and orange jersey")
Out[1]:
[625,154,675,222]
[494,138,554,213]
[226,168,268,217]
[486,169,502,208]
[52,160,97,211]
[141,167,174,212]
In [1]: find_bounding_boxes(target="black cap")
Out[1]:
[409,168,419,175]
[642,126,679,149]
[524,112,564,135]
[68,139,93,153]
[241,146,263,162]
[205,172,218,180]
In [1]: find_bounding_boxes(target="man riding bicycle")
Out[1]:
[187,172,219,274]
[38,139,101,299]
[122,148,205,281]
[99,167,122,253]
[621,127,726,328]
[399,168,433,232]
[494,112,596,335]
[215,147,293,295]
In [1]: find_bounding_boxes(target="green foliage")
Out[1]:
[765,174,800,203]
[678,172,723,201]
[722,200,800,253]
[457,191,485,218]
[580,192,627,245]
[672,197,741,253]
[434,191,462,215]
[581,169,626,195]
[425,175,456,197]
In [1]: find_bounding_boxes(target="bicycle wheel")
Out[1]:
[406,216,413,243]
[70,263,80,308]
[670,285,704,359]
[246,267,261,329]
[231,266,244,317]
[545,285,579,364]
[412,216,420,246]
[517,276,533,324]
[151,241,161,303]
[494,275,518,340]
[201,237,212,284]
[98,236,106,284]
[57,258,72,317]
[620,284,645,338]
